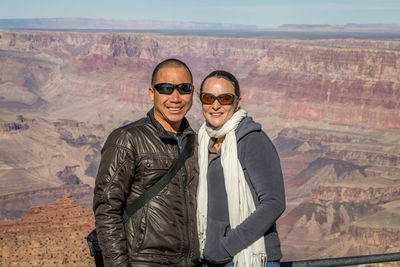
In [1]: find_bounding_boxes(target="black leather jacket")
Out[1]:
[93,109,199,267]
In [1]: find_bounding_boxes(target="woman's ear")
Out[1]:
[235,97,242,111]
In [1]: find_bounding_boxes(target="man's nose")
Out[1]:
[169,89,181,102]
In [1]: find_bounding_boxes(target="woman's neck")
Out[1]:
[213,136,225,152]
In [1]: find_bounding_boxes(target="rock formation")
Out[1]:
[0,194,95,266]
[0,184,93,220]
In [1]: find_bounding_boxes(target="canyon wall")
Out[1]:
[1,30,399,130]
[0,29,399,263]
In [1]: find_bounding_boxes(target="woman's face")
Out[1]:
[201,77,241,128]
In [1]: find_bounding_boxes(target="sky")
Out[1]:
[0,0,399,28]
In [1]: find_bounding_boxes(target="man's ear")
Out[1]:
[148,87,155,101]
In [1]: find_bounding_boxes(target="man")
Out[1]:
[93,59,199,267]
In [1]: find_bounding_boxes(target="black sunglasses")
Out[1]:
[152,83,193,95]
[200,93,237,105]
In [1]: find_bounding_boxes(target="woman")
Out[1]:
[197,70,286,267]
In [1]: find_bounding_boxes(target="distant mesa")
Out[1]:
[0,18,257,30]
[278,23,400,32]
[2,19,400,33]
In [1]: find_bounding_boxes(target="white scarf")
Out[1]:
[197,108,266,267]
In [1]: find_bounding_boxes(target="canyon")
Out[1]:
[0,29,399,265]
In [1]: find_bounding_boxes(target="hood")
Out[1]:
[235,116,262,142]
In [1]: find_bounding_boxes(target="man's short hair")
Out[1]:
[151,58,193,85]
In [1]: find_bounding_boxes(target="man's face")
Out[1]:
[149,66,193,132]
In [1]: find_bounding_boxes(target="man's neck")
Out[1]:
[163,122,181,133]
[152,110,182,133]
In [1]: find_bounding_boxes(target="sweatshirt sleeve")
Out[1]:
[221,131,286,256]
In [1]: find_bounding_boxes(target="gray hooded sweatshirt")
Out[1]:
[202,116,286,265]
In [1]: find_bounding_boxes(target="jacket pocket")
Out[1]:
[126,204,148,254]
[141,157,174,195]
[203,217,232,263]
[134,205,148,253]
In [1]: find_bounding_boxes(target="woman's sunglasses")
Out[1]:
[200,93,237,105]
[152,83,193,95]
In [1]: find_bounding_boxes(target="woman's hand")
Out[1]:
[203,239,232,264]
[203,218,233,264]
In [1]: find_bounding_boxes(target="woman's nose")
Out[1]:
[211,98,221,109]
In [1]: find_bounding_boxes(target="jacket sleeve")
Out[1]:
[93,129,136,267]
[221,131,286,256]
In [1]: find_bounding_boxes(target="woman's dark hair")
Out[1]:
[200,70,240,97]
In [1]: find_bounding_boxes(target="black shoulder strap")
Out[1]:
[122,134,195,223]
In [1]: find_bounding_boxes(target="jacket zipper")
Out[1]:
[178,138,191,267]
[183,164,190,267]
